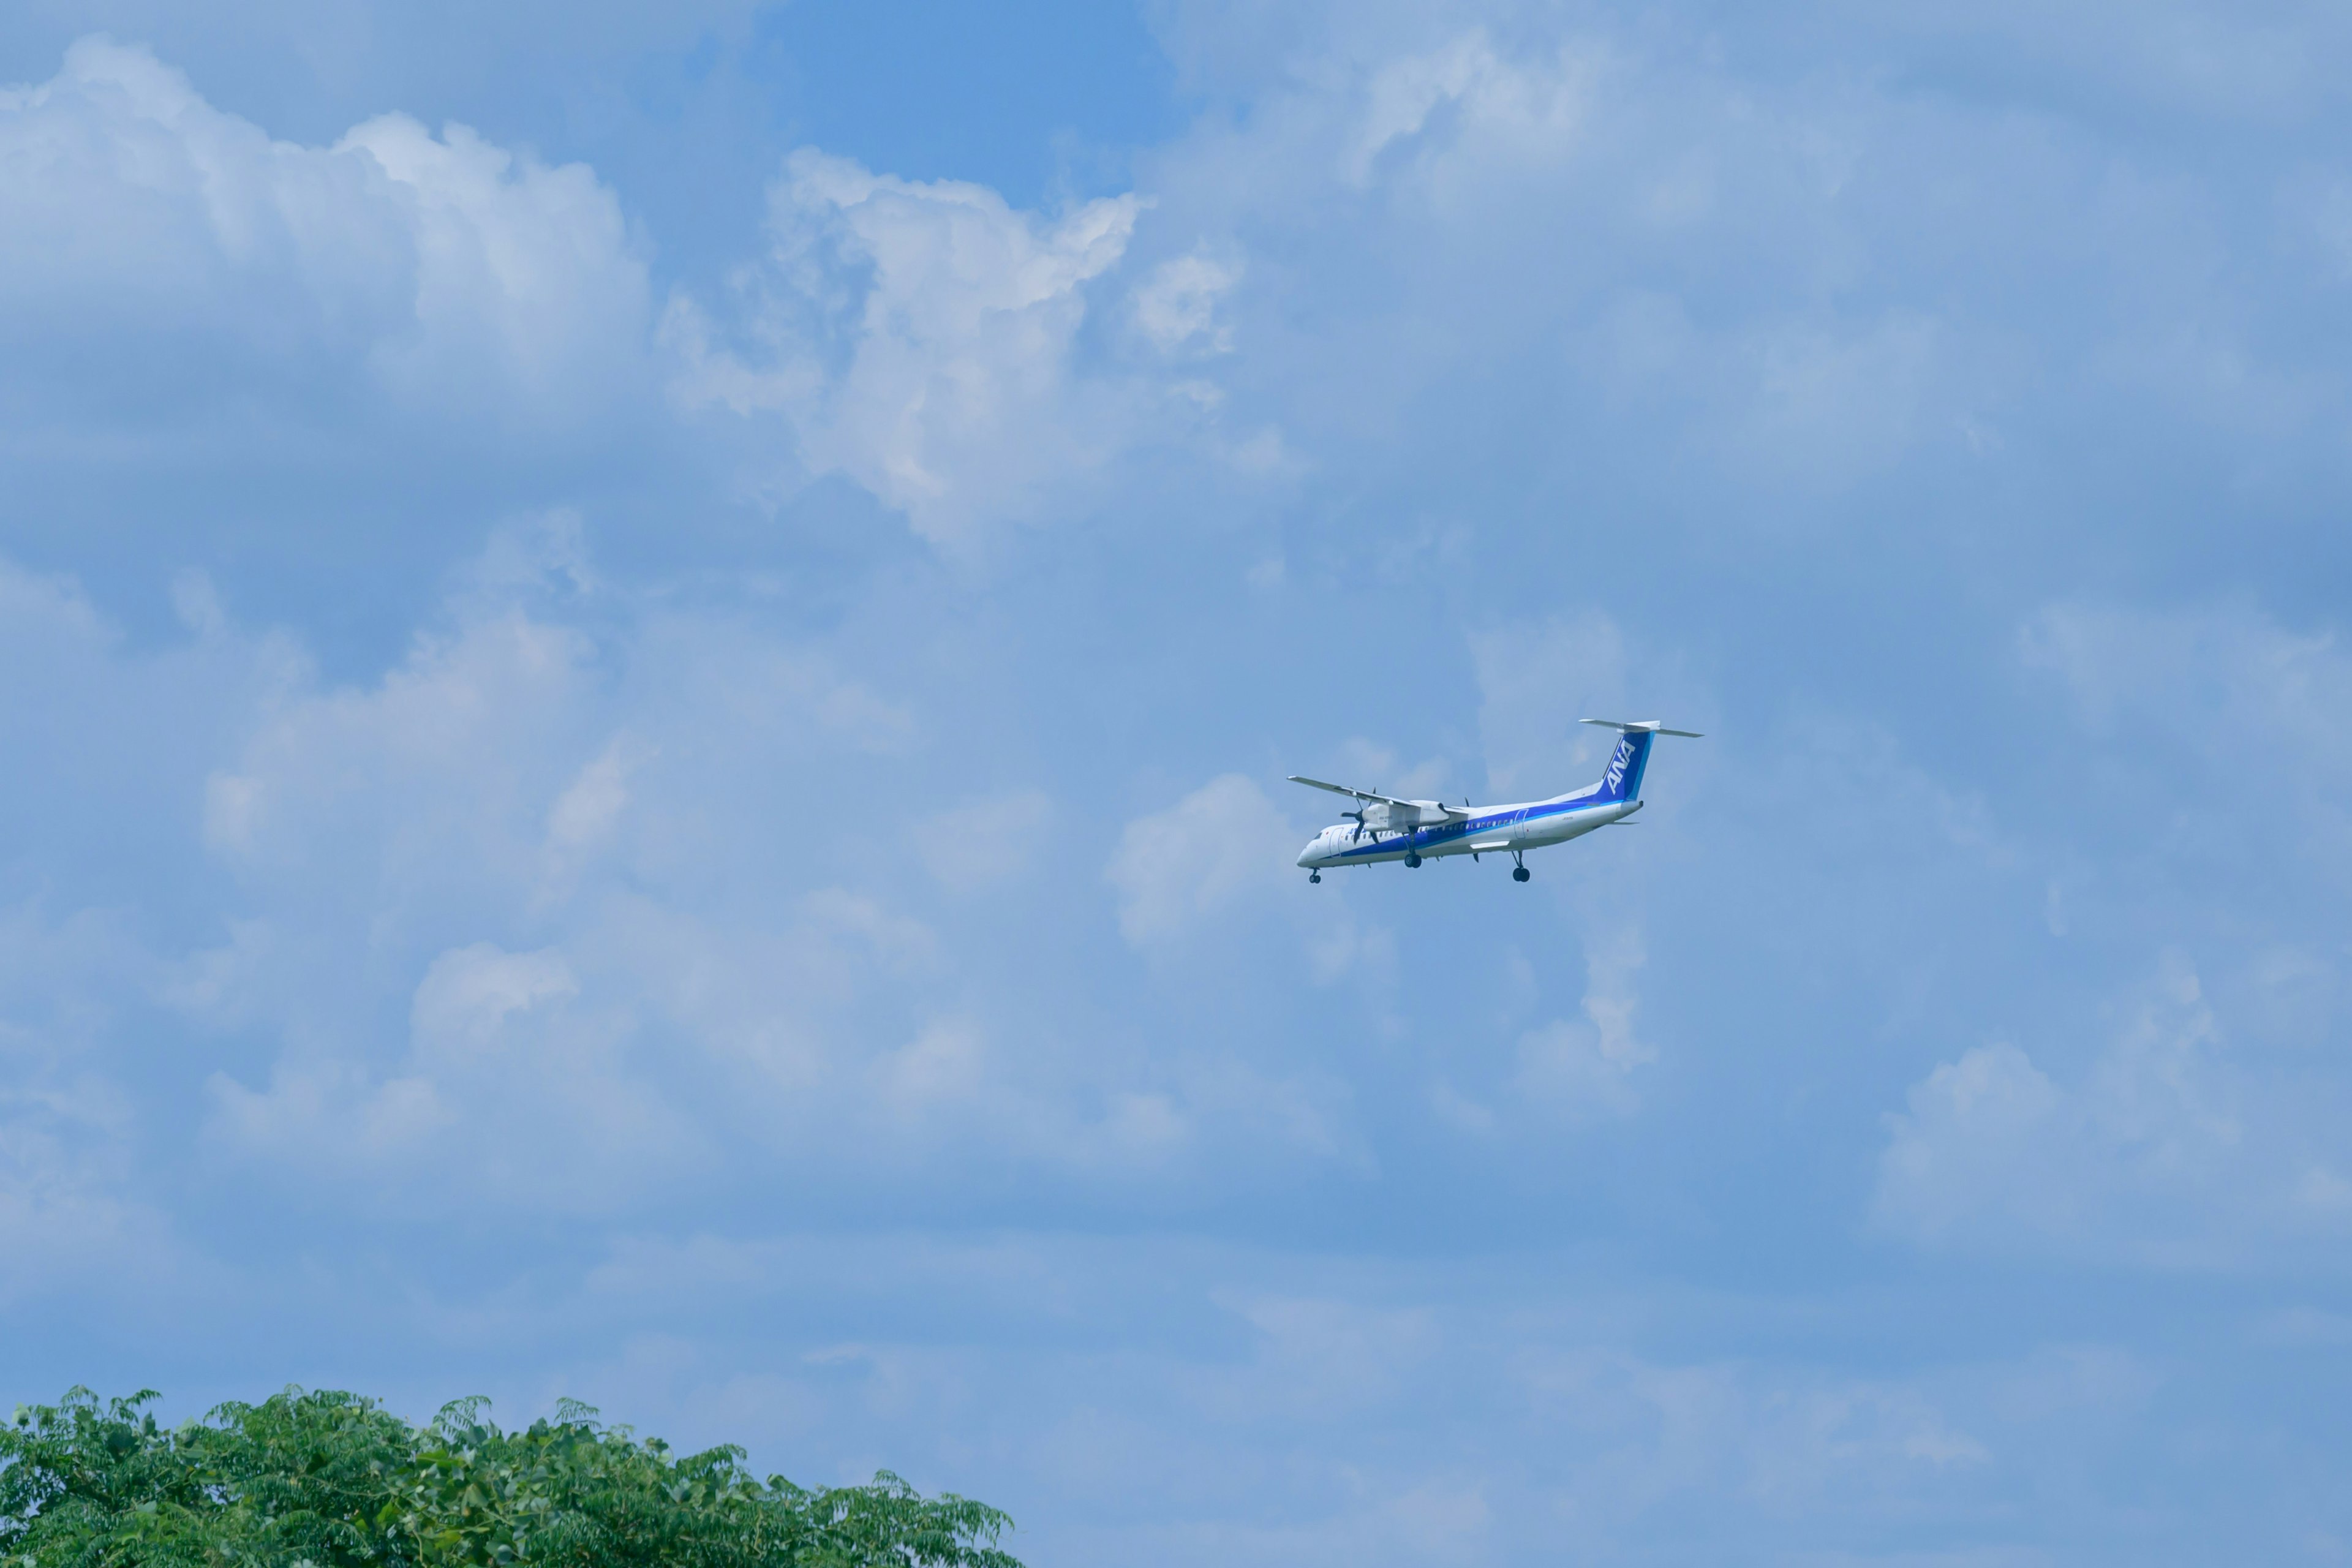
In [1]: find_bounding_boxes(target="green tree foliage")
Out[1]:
[0,1389,1020,1568]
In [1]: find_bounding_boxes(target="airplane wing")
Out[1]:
[1286,777,1467,820]
[1287,775,1403,804]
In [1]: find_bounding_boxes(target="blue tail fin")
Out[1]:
[1577,718,1701,803]
[1593,729,1653,804]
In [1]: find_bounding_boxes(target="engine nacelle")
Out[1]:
[1360,799,1453,832]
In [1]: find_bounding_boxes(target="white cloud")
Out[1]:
[1726,312,1946,484]
[2022,601,2352,835]
[159,540,971,1202]
[1874,955,2259,1257]
[201,605,602,889]
[1512,927,1654,1119]
[666,151,1147,545]
[797,889,938,974]
[1106,774,1300,948]
[543,738,646,886]
[1132,249,1242,355]
[1874,1041,2065,1241]
[208,937,699,1211]
[1136,1,2331,523]
[0,557,111,652]
[1515,1344,1999,1529]
[1346,29,1593,187]
[4,37,1295,541]
[0,521,1378,1215]
[875,1017,989,1112]
[0,898,234,1305]
[1578,296,1972,491]
[0,915,151,1301]
[843,1012,1348,1178]
[339,113,649,412]
[1326,737,1451,803]
[0,37,649,435]
[208,1060,454,1168]
[410,941,579,1054]
[2018,603,2352,1005]
[559,1237,2048,1564]
[916,790,1054,893]
[194,521,914,919]
[1471,613,1627,799]
[1213,1293,1441,1418]
[1428,1078,1498,1136]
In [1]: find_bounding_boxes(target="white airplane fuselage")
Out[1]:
[1294,792,1638,870]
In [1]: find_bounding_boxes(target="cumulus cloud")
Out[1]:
[1,37,1289,546]
[1512,927,1654,1120]
[1874,955,2256,1256]
[917,790,1054,894]
[1845,597,2352,1264]
[0,516,1391,1227]
[2030,600,2352,1025]
[1324,736,1451,804]
[1471,612,1629,799]
[0,37,650,438]
[1874,1041,2067,1240]
[543,738,649,891]
[666,151,1148,543]
[200,601,604,896]
[1106,774,1301,948]
[1131,249,1242,355]
[1344,28,1593,187]
[0,907,159,1302]
[168,530,968,1202]
[2022,600,2352,854]
[1135,0,2351,534]
[0,892,255,1316]
[206,932,699,1212]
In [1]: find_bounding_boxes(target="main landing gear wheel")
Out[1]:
[1404,851,1423,868]
[1512,865,1531,883]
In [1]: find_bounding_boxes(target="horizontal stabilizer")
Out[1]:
[1580,718,1703,737]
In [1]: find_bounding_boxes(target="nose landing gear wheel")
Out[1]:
[1308,871,1321,883]
[1512,865,1531,883]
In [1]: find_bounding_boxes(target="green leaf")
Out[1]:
[0,1387,1019,1568]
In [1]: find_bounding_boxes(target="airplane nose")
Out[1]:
[1295,841,1318,867]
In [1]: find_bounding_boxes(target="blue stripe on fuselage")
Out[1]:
[1322,793,1614,861]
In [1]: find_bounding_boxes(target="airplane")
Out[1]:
[1291,719,1700,884]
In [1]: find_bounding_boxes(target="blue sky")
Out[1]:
[4,1,2351,1561]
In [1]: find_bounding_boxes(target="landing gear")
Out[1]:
[1404,851,1423,868]
[1308,870,1322,884]
[1512,865,1531,883]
